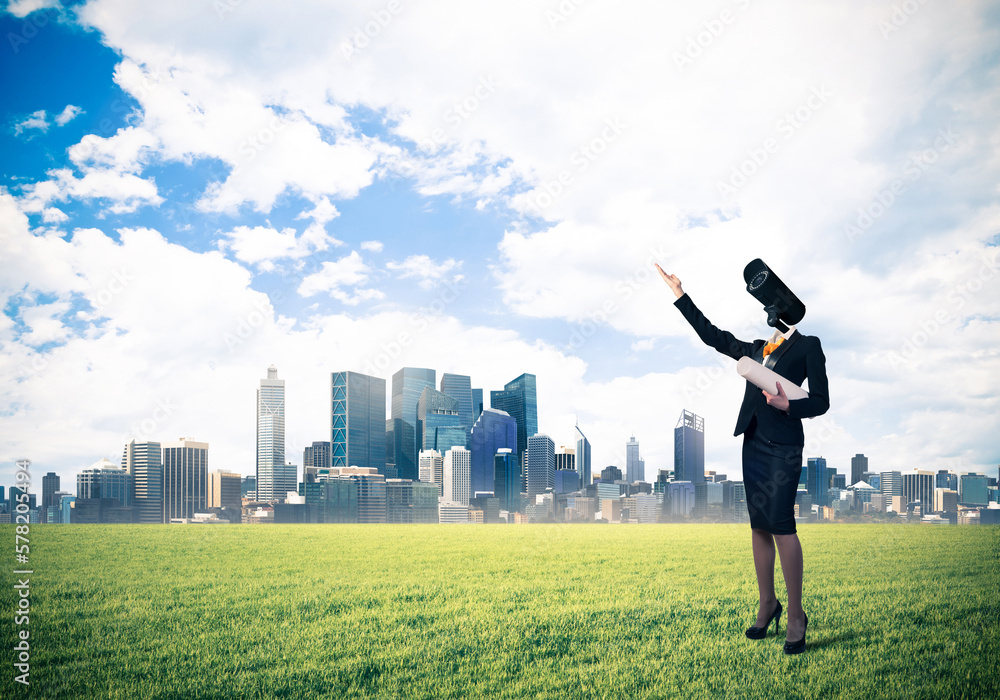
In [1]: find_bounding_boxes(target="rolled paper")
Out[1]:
[736,356,809,400]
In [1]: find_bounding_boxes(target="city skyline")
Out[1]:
[2,2,999,490]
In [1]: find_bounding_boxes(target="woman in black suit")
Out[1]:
[656,264,829,654]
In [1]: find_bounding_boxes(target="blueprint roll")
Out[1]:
[736,356,809,400]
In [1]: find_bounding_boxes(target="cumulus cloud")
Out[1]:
[13,110,49,135]
[297,251,383,305]
[386,254,463,290]
[54,104,84,126]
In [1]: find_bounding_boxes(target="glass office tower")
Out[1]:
[331,371,387,473]
[674,410,705,484]
[390,368,435,480]
[469,408,517,497]
[256,365,285,501]
[490,373,537,459]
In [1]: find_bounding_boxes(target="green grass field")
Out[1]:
[4,523,998,699]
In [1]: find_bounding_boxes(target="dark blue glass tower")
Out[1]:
[331,371,386,472]
[574,422,592,486]
[490,373,537,458]
[674,410,705,484]
[440,373,474,445]
[470,408,517,497]
[807,457,828,507]
[390,368,435,480]
[494,449,521,513]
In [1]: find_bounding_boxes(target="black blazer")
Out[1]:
[674,293,830,445]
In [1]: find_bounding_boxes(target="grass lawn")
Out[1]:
[4,523,998,699]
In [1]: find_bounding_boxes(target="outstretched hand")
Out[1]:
[655,263,684,299]
[763,381,790,412]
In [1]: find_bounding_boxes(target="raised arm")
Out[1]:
[657,264,756,361]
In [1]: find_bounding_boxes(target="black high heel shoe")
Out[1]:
[745,600,782,639]
[783,613,808,654]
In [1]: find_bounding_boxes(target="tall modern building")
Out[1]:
[42,472,60,511]
[418,449,444,495]
[902,470,935,513]
[77,459,132,506]
[851,454,868,486]
[302,441,331,482]
[208,470,242,509]
[575,422,592,487]
[471,388,484,421]
[554,446,575,472]
[527,433,555,497]
[386,419,415,479]
[880,471,903,504]
[959,473,989,506]
[807,457,828,508]
[162,438,208,521]
[490,373,538,459]
[331,371,387,473]
[469,408,517,497]
[626,435,644,484]
[275,462,298,500]
[494,448,521,513]
[674,410,705,484]
[122,440,163,523]
[443,446,471,506]
[256,365,285,501]
[390,367,436,479]
[417,387,465,453]
[440,373,474,443]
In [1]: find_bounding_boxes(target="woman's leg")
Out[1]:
[774,533,805,641]
[751,527,778,626]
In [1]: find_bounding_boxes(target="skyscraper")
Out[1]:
[208,470,242,509]
[469,408,517,497]
[490,373,538,459]
[122,440,163,523]
[575,422,592,487]
[162,437,208,521]
[443,446,471,506]
[302,441,331,482]
[440,373,474,442]
[851,453,868,486]
[390,368,436,479]
[494,448,521,513]
[331,371,387,473]
[807,457,828,508]
[527,433,555,497]
[418,449,444,496]
[959,473,988,506]
[77,459,132,506]
[256,365,285,501]
[417,387,465,453]
[902,470,934,514]
[471,388,484,421]
[42,472,60,511]
[880,471,902,505]
[674,410,705,484]
[626,435,645,484]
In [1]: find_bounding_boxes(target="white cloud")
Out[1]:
[297,251,383,305]
[386,254,462,290]
[54,104,84,126]
[13,110,49,135]
[5,0,61,17]
[360,240,384,253]
[18,167,163,215]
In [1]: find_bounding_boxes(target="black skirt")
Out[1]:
[742,415,803,535]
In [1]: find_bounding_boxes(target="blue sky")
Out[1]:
[2,0,999,493]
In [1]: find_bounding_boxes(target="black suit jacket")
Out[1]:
[674,293,830,445]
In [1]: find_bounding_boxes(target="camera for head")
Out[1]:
[743,258,805,332]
